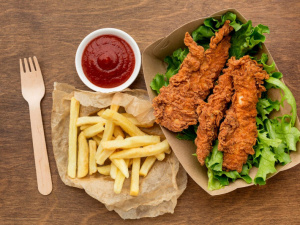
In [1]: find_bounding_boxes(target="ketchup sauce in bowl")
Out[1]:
[75,28,141,93]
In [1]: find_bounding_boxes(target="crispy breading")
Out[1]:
[218,56,269,172]
[153,21,233,132]
[195,67,234,165]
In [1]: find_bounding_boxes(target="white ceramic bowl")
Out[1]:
[75,28,141,93]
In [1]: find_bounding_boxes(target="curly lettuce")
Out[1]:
[150,48,188,94]
[252,54,300,185]
[206,141,252,190]
[229,22,269,58]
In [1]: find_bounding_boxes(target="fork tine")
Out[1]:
[33,56,41,71]
[24,58,30,72]
[29,57,35,72]
[20,59,24,74]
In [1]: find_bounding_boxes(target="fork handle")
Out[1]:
[29,102,52,195]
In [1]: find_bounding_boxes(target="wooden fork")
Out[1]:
[20,56,52,195]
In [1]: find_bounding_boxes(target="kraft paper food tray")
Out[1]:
[142,8,300,195]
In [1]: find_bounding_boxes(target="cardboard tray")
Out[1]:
[142,8,300,195]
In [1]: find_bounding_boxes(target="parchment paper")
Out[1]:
[142,8,300,195]
[51,82,187,219]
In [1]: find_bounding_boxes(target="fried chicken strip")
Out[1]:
[195,66,234,165]
[218,56,269,172]
[153,21,233,132]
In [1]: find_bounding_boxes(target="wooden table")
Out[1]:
[1,1,300,224]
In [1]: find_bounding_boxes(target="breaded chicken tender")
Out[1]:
[218,56,269,172]
[153,21,233,132]
[195,66,234,165]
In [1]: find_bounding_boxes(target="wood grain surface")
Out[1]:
[1,0,299,224]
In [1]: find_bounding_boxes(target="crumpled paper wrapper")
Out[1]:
[51,82,187,219]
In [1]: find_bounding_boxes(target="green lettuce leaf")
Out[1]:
[265,119,291,165]
[254,144,277,185]
[256,97,280,121]
[256,53,276,73]
[229,21,269,58]
[266,77,297,126]
[257,130,281,148]
[150,48,188,94]
[278,116,300,151]
[176,125,198,140]
[207,168,223,190]
[192,25,215,44]
[206,141,252,190]
[192,12,242,49]
[206,142,222,171]
[150,74,168,94]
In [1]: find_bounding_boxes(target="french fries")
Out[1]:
[77,132,89,178]
[101,109,145,136]
[80,125,91,130]
[130,158,140,196]
[111,158,129,178]
[76,116,106,126]
[97,135,123,165]
[89,140,97,175]
[110,162,117,179]
[92,135,101,145]
[97,109,105,117]
[97,165,111,175]
[101,135,160,150]
[83,122,105,138]
[109,140,170,159]
[67,97,80,178]
[95,120,114,163]
[110,104,119,112]
[155,152,165,161]
[113,125,125,138]
[67,100,171,196]
[140,156,156,177]
[114,159,129,194]
[121,113,154,128]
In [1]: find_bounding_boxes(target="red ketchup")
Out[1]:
[82,35,135,88]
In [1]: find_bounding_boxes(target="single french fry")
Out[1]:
[110,162,117,179]
[80,125,90,130]
[139,156,156,177]
[101,109,145,136]
[155,152,165,161]
[89,140,97,175]
[102,135,160,151]
[83,122,105,138]
[110,104,120,112]
[67,97,80,178]
[97,135,124,165]
[76,116,106,127]
[92,135,101,145]
[97,109,105,117]
[165,147,171,154]
[121,113,154,128]
[97,165,111,175]
[95,120,115,163]
[113,125,125,138]
[110,140,169,159]
[110,158,129,178]
[77,132,89,178]
[114,159,129,194]
[97,132,103,139]
[130,158,140,196]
